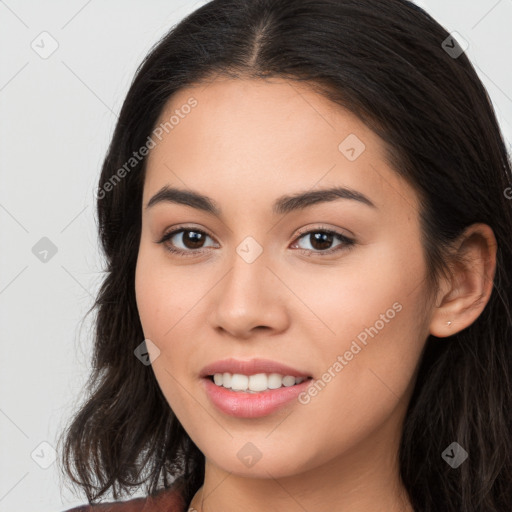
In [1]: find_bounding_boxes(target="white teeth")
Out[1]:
[211,372,307,392]
[249,373,268,392]
[231,374,249,391]
[282,375,296,387]
[267,373,282,389]
[222,372,231,388]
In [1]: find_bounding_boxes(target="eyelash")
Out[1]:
[156,224,356,258]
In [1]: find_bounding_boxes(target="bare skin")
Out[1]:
[134,76,497,512]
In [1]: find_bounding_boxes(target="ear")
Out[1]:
[429,223,497,338]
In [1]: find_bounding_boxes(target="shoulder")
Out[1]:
[60,479,188,512]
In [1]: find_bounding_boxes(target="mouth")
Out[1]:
[201,372,315,418]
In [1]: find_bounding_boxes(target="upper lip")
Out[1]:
[200,358,312,378]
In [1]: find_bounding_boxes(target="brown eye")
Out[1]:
[291,228,355,256]
[157,227,218,256]
[306,232,335,251]
[178,230,207,249]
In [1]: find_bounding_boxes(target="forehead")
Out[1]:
[142,77,419,216]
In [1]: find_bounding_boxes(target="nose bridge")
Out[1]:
[211,234,288,336]
[222,235,269,306]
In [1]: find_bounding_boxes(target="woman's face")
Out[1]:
[135,77,434,480]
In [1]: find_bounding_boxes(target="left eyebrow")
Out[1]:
[273,186,377,214]
[144,185,377,216]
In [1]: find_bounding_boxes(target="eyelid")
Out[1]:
[158,223,216,240]
[293,223,354,240]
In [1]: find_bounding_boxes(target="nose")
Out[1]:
[210,247,290,339]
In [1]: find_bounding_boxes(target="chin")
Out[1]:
[203,440,317,479]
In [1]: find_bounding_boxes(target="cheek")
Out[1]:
[135,244,197,340]
[134,246,209,383]
[298,243,422,333]
[134,253,198,418]
[305,238,428,386]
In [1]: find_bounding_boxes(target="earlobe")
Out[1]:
[428,223,497,338]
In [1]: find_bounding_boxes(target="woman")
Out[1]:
[59,0,512,511]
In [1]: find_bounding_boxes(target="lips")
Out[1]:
[199,357,312,379]
[202,376,313,418]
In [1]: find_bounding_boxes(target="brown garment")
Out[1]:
[61,478,190,512]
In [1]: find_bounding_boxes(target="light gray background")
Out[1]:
[0,1,511,511]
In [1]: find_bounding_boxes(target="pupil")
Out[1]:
[311,232,332,250]
[184,231,204,249]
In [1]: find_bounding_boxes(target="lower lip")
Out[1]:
[202,377,313,418]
